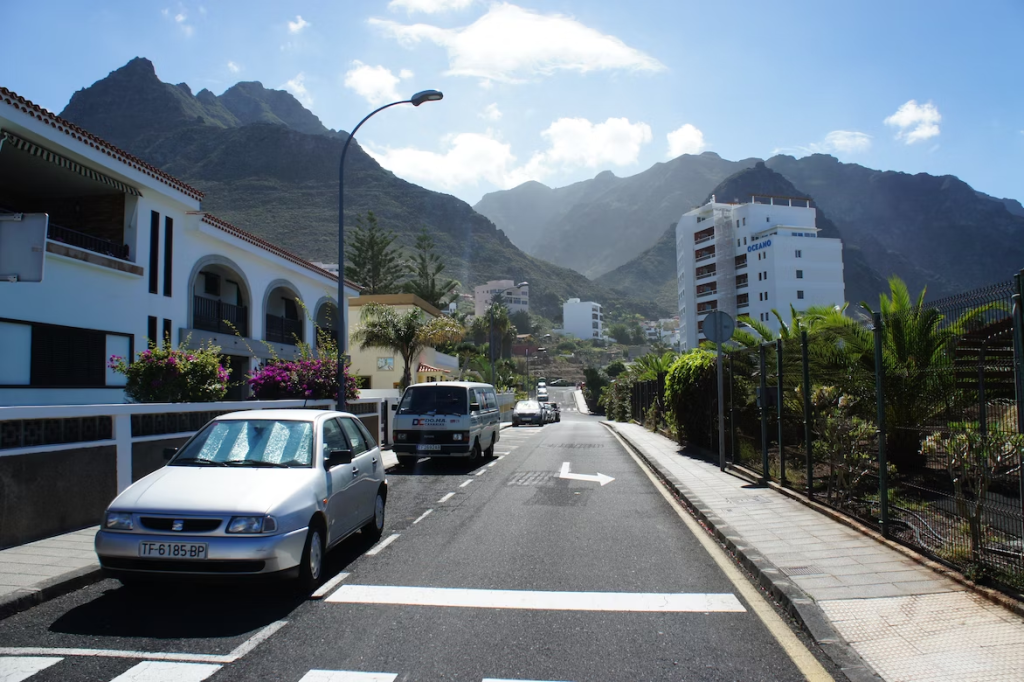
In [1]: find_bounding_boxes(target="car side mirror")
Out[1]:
[327,449,353,467]
[163,447,178,460]
[470,402,480,412]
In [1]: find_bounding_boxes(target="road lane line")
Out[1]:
[300,671,397,681]
[311,571,351,599]
[460,480,473,488]
[494,451,512,455]
[325,585,744,612]
[365,533,400,556]
[0,648,231,664]
[0,656,63,682]
[110,661,221,682]
[605,426,833,682]
[225,620,289,660]
[486,459,500,467]
[412,509,433,524]
[438,492,455,503]
[475,469,486,476]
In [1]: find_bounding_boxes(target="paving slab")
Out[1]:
[607,421,1024,682]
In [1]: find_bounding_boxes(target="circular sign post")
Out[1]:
[702,311,735,471]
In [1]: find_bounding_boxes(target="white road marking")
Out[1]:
[110,661,222,682]
[558,462,614,486]
[460,480,473,488]
[299,671,397,682]
[474,469,486,476]
[605,425,833,682]
[0,656,63,682]
[412,509,433,524]
[365,533,400,556]
[0,621,287,664]
[486,459,499,467]
[417,457,430,463]
[494,451,512,455]
[311,571,351,599]
[438,492,455,503]
[325,585,745,612]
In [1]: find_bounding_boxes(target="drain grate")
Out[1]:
[507,471,558,486]
[781,565,823,576]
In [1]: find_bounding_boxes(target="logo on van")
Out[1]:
[412,418,448,426]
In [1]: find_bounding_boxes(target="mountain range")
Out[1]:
[56,58,668,320]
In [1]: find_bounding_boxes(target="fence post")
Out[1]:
[872,311,889,538]
[759,343,769,484]
[729,353,736,466]
[1013,273,1024,532]
[777,338,785,484]
[802,330,813,498]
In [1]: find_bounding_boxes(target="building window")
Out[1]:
[796,270,804,279]
[743,218,746,226]
[767,216,770,222]
[743,237,747,245]
[163,318,172,347]
[795,250,802,258]
[148,211,160,294]
[148,316,158,346]
[30,324,107,388]
[758,272,762,281]
[204,272,221,296]
[162,216,174,297]
[764,271,768,280]
[797,290,805,300]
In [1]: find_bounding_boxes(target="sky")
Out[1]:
[4,1,1023,206]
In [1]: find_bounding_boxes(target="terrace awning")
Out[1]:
[0,129,142,196]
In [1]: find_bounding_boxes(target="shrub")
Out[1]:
[248,327,359,402]
[108,337,229,403]
[665,349,717,448]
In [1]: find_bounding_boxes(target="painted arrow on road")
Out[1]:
[559,462,614,486]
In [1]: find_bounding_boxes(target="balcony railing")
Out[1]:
[696,285,716,298]
[266,314,304,345]
[696,264,716,280]
[48,223,129,260]
[194,296,248,337]
[735,255,747,269]
[696,301,718,314]
[736,275,748,289]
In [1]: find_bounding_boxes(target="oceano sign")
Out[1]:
[747,239,772,253]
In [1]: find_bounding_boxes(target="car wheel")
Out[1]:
[297,524,324,593]
[362,488,386,543]
[397,455,417,467]
[484,438,495,459]
[468,440,481,463]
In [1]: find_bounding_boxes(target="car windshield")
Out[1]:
[516,401,540,411]
[170,419,314,468]
[398,386,468,415]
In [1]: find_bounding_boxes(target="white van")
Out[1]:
[392,382,501,467]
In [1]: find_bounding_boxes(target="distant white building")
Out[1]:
[474,279,529,317]
[562,298,605,340]
[675,195,844,350]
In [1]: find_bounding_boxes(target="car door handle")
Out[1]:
[352,467,359,476]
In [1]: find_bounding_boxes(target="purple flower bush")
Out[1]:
[248,357,358,401]
[108,337,229,403]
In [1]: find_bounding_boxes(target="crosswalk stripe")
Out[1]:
[0,656,63,682]
[110,661,222,682]
[326,585,746,612]
[299,671,397,681]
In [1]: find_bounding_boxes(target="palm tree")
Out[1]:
[403,228,461,310]
[352,302,465,390]
[487,302,516,359]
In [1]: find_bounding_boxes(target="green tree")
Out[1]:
[403,228,460,310]
[486,302,516,359]
[352,302,465,389]
[605,360,627,378]
[510,309,532,336]
[345,212,405,295]
[608,323,633,345]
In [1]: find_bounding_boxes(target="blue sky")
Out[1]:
[4,1,1023,205]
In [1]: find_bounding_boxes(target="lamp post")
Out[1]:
[336,90,443,411]
[489,281,528,386]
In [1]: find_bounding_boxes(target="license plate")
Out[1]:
[138,541,208,560]
[416,444,442,451]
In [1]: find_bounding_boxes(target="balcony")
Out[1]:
[695,246,715,263]
[737,293,749,309]
[194,296,248,337]
[694,227,715,245]
[696,283,716,298]
[266,315,304,345]
[735,254,747,269]
[48,222,129,260]
[696,300,718,314]
[736,274,748,289]
[696,264,716,280]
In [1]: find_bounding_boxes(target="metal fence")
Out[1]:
[720,275,1024,591]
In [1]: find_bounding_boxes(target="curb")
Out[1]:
[0,564,106,621]
[606,423,882,682]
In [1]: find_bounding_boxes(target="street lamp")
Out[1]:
[336,90,443,411]
[489,281,528,386]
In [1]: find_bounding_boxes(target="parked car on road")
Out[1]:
[541,403,555,423]
[512,400,544,427]
[550,402,561,423]
[95,410,386,592]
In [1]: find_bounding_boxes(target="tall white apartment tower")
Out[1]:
[563,298,605,340]
[675,195,845,350]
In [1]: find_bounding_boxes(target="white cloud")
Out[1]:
[282,72,312,107]
[370,3,665,84]
[174,12,186,23]
[884,100,941,144]
[389,0,476,13]
[366,116,651,192]
[818,130,872,153]
[480,103,502,121]
[344,62,416,105]
[667,124,706,157]
[288,15,311,33]
[162,9,194,37]
[227,61,241,73]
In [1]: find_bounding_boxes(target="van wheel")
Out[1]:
[468,441,481,463]
[484,438,495,459]
[397,455,417,467]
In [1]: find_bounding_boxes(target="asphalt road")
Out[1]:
[0,387,844,681]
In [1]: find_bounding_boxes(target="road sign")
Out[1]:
[702,310,735,343]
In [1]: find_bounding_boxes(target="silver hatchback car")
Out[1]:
[95,409,387,591]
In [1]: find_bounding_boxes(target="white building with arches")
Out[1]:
[0,84,359,406]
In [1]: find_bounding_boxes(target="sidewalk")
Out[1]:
[607,421,1024,682]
